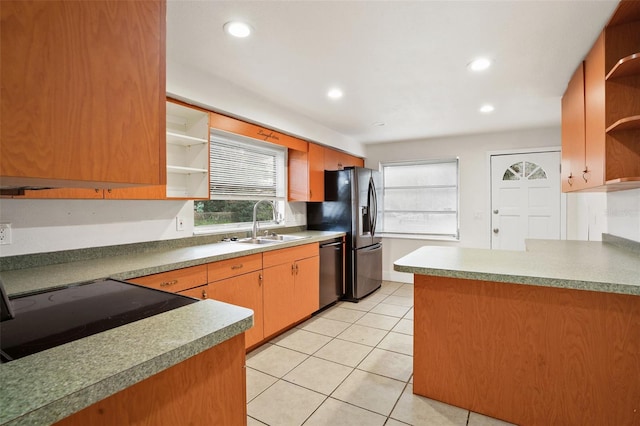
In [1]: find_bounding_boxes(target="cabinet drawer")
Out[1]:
[263,243,319,268]
[129,265,208,293]
[178,284,209,300]
[208,254,262,282]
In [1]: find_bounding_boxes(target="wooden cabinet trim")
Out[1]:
[210,111,307,152]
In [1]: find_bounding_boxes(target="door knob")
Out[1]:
[493,209,499,214]
[493,228,499,234]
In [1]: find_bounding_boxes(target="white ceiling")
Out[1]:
[167,0,619,145]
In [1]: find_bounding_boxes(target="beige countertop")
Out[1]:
[394,238,640,296]
[0,230,343,425]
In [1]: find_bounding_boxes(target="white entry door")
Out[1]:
[491,151,561,250]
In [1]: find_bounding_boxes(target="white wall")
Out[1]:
[364,126,562,283]
[0,199,307,257]
[167,60,365,158]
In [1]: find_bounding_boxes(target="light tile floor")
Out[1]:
[246,281,517,426]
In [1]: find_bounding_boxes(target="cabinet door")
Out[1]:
[293,256,320,322]
[584,31,606,188]
[288,149,309,201]
[0,1,165,188]
[262,263,296,337]
[308,144,325,201]
[561,62,586,192]
[208,271,264,348]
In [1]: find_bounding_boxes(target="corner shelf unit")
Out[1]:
[601,5,640,190]
[166,101,210,199]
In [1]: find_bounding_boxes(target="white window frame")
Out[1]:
[194,130,287,234]
[379,158,460,240]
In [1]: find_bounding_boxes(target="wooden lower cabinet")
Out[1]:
[262,262,297,337]
[263,244,320,338]
[54,333,247,426]
[208,271,264,348]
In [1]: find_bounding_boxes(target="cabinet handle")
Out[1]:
[567,173,573,187]
[582,168,590,183]
[202,289,208,299]
[160,279,178,287]
[291,264,296,275]
[295,263,299,275]
[231,264,243,270]
[259,273,263,286]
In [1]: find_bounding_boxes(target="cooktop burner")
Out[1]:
[0,279,198,363]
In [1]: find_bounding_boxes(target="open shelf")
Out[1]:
[605,52,640,80]
[166,100,210,199]
[606,115,640,132]
[166,131,208,146]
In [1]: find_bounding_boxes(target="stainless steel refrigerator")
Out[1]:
[307,167,382,301]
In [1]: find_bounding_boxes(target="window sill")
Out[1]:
[377,233,460,242]
[193,223,281,236]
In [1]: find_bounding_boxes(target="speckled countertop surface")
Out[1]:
[394,238,640,296]
[0,231,342,426]
[1,231,343,297]
[0,300,253,426]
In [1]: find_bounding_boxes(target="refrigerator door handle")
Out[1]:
[368,177,377,236]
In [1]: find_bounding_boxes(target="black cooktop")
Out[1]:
[0,278,197,363]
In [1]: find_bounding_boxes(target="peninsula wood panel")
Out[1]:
[54,334,247,426]
[413,275,640,426]
[0,0,166,188]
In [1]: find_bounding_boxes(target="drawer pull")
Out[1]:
[160,279,178,287]
[231,264,244,270]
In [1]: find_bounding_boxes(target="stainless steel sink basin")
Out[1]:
[233,234,310,244]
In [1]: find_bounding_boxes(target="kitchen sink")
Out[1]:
[231,234,310,245]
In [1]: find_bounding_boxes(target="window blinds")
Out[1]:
[209,132,285,200]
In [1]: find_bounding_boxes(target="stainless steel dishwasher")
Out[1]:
[318,238,344,311]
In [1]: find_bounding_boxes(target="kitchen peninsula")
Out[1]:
[394,235,640,426]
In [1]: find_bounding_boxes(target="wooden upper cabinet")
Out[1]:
[289,143,364,202]
[561,62,586,192]
[561,1,640,192]
[308,143,325,202]
[584,32,606,189]
[0,1,166,189]
[324,147,364,171]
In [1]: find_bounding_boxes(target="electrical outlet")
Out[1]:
[176,217,185,231]
[0,223,12,245]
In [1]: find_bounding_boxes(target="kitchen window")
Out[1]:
[380,158,459,239]
[194,131,286,232]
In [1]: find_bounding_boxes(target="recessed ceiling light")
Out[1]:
[468,58,491,72]
[327,88,343,99]
[372,122,386,127]
[480,104,495,113]
[224,21,252,38]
